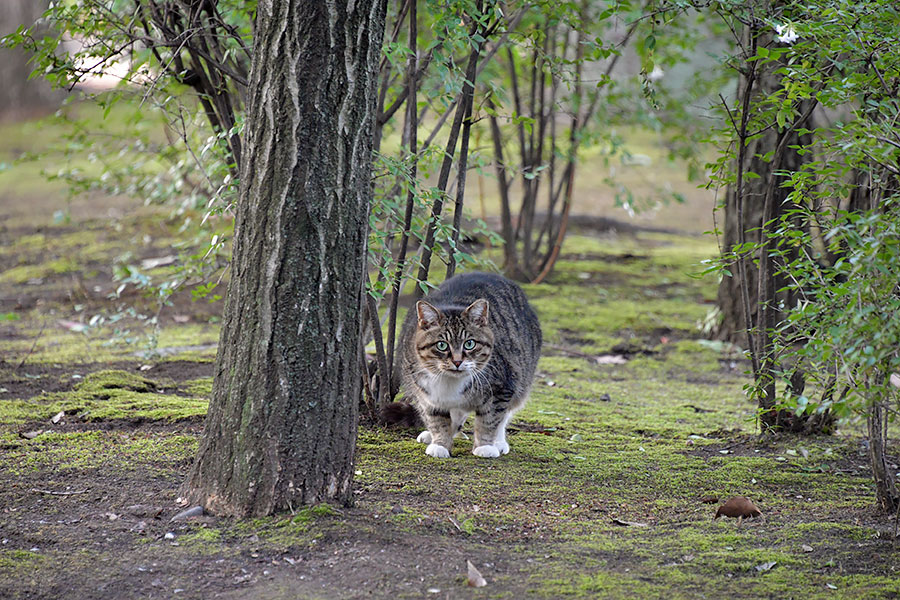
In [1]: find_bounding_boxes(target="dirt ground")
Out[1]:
[3,143,900,598]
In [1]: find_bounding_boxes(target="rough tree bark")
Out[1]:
[181,0,387,517]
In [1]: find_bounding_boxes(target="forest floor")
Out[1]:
[2,112,900,599]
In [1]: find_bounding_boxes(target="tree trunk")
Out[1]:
[181,0,387,517]
[867,379,899,513]
[715,62,811,347]
[0,0,64,121]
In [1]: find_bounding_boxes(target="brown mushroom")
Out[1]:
[714,496,762,519]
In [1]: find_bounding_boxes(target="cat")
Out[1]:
[397,272,542,458]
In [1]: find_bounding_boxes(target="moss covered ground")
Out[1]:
[2,109,898,599]
[3,220,899,599]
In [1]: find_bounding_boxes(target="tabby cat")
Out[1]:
[397,272,542,458]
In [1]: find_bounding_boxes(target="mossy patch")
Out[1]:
[0,368,209,427]
[179,377,213,398]
[0,549,44,572]
[39,369,209,423]
[0,430,197,476]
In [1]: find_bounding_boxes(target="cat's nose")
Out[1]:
[452,359,462,368]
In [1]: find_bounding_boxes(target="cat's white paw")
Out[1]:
[494,440,510,455]
[473,445,501,458]
[416,430,432,444]
[425,443,450,458]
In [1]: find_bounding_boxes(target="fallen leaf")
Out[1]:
[20,430,43,440]
[700,495,719,504]
[140,255,177,270]
[714,496,762,519]
[755,561,777,572]
[57,319,86,332]
[50,411,65,424]
[801,544,813,553]
[466,560,487,587]
[611,518,649,527]
[595,354,628,365]
[825,583,837,590]
[890,373,900,388]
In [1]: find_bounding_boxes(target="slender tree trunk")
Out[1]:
[181,0,387,517]
[867,377,899,513]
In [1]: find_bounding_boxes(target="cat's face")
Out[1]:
[413,299,494,378]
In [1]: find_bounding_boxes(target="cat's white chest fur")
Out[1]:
[418,372,472,409]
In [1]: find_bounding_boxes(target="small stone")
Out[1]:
[801,544,813,552]
[104,512,119,521]
[20,430,43,440]
[599,393,611,402]
[170,506,204,522]
[133,521,148,534]
[164,532,176,540]
[50,411,65,424]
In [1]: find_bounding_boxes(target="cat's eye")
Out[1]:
[463,339,476,351]
[435,341,449,352]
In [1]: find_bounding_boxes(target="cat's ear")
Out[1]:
[416,301,443,330]
[463,298,489,326]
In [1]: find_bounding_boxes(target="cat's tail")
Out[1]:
[380,401,422,428]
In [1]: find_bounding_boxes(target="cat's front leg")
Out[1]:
[417,409,469,445]
[420,409,455,458]
[473,412,509,458]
